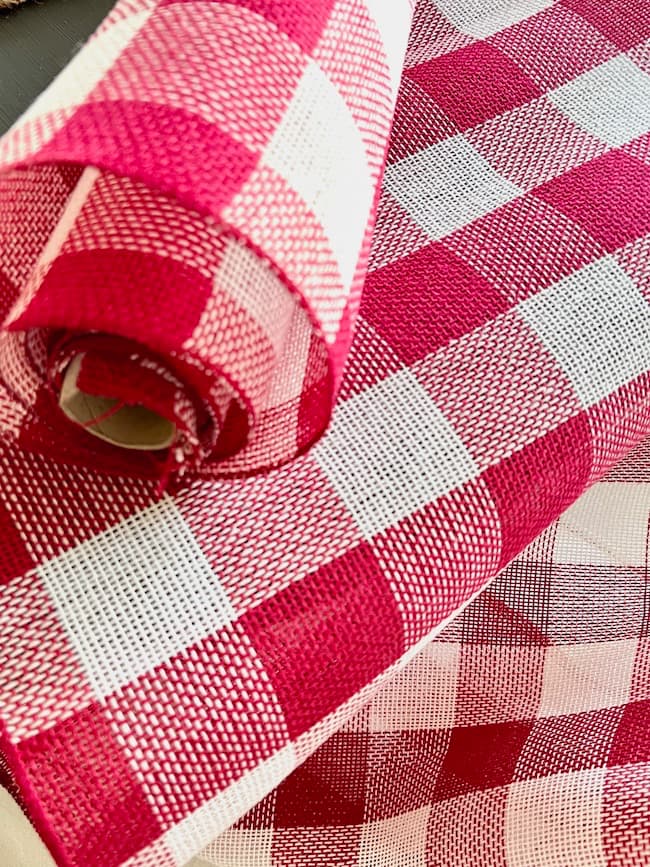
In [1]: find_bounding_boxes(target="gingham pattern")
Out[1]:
[0,0,413,478]
[203,436,650,866]
[0,0,649,866]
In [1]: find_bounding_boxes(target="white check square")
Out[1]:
[434,0,553,39]
[538,640,637,717]
[519,256,650,408]
[554,481,650,567]
[360,806,431,867]
[263,60,373,290]
[385,135,521,241]
[39,498,235,696]
[314,368,478,537]
[506,769,608,867]
[549,54,650,148]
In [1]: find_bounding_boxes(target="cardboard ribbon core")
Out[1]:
[59,354,176,450]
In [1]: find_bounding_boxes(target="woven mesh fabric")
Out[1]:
[0,0,649,865]
[199,436,650,867]
[0,0,412,479]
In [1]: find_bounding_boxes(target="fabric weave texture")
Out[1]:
[0,0,649,865]
[0,0,411,479]
[206,437,650,866]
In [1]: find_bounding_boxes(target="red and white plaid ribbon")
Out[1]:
[0,0,413,480]
[0,0,649,865]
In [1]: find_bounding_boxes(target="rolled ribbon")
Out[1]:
[2,1,650,866]
[0,0,413,481]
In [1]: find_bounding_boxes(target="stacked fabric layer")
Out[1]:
[204,437,650,866]
[0,0,649,865]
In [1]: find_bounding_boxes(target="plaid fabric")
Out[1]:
[0,0,412,478]
[201,436,650,867]
[0,0,649,865]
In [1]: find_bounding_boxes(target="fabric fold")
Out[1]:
[0,1,649,866]
[205,436,650,867]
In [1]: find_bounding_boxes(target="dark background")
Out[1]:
[0,0,114,132]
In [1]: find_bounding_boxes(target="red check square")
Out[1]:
[561,0,650,50]
[608,699,650,766]
[433,719,533,799]
[407,41,542,132]
[0,501,33,585]
[533,151,650,253]
[18,703,161,867]
[362,241,508,365]
[242,542,404,738]
[274,731,369,827]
